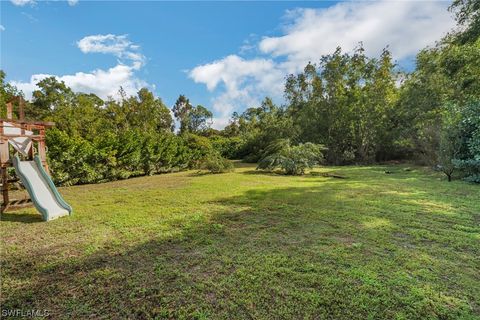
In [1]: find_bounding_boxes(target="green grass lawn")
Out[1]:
[1,164,479,319]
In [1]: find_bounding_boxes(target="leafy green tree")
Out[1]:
[226,98,295,162]
[284,45,398,164]
[31,77,76,119]
[126,88,173,133]
[49,92,108,140]
[187,105,213,134]
[396,15,479,169]
[172,95,213,134]
[436,104,464,181]
[450,0,480,43]
[172,94,193,134]
[102,88,173,135]
[222,112,241,137]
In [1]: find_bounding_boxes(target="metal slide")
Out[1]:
[13,155,72,221]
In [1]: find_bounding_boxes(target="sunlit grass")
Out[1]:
[1,164,479,319]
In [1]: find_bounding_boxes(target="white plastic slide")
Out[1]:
[13,155,72,221]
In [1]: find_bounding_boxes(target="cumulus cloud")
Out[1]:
[67,0,78,6]
[190,1,455,128]
[190,55,280,92]
[12,66,148,101]
[190,55,284,129]
[77,34,145,69]
[10,0,35,6]
[259,2,454,68]
[12,34,149,100]
[0,25,5,32]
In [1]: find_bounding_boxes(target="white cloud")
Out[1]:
[259,2,454,67]
[77,34,145,69]
[0,25,5,32]
[210,116,232,130]
[190,1,455,129]
[78,34,130,55]
[12,34,150,100]
[190,55,280,92]
[10,0,35,6]
[189,55,284,129]
[11,0,78,7]
[12,65,148,101]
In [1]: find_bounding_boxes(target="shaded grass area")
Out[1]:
[1,164,479,319]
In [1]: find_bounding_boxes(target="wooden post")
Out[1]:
[19,98,26,136]
[0,121,8,165]
[1,166,9,214]
[19,97,25,121]
[6,102,13,120]
[0,141,8,165]
[38,129,49,173]
[1,121,9,215]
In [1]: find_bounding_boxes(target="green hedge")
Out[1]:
[46,128,192,186]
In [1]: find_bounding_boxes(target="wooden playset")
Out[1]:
[0,97,55,213]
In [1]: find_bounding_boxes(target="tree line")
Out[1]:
[221,0,479,182]
[1,0,478,183]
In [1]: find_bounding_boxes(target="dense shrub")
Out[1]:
[46,128,192,186]
[209,135,243,159]
[46,129,104,185]
[257,139,325,175]
[200,154,235,173]
[454,159,480,183]
[139,132,190,175]
[183,133,215,168]
[453,100,480,182]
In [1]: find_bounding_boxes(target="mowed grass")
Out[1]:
[1,164,479,319]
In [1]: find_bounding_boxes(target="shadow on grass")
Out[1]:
[1,180,478,319]
[187,171,235,177]
[187,171,212,177]
[1,211,43,223]
[242,164,432,182]
[241,169,288,176]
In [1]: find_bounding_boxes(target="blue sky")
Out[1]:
[1,0,454,128]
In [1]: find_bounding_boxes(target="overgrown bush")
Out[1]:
[435,104,463,181]
[453,100,480,183]
[257,139,325,175]
[183,133,214,168]
[209,135,243,159]
[453,159,480,183]
[200,154,234,173]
